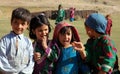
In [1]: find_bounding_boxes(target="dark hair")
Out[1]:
[105,14,110,18]
[29,13,51,39]
[11,7,31,24]
[57,26,75,46]
[58,4,62,10]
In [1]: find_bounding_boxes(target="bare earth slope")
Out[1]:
[0,0,120,14]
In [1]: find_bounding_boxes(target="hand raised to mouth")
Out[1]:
[41,35,48,50]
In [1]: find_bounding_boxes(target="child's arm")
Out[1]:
[46,42,60,62]
[41,36,59,62]
[0,39,17,73]
[20,39,34,74]
[99,39,117,73]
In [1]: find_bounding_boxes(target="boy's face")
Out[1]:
[11,18,28,35]
[58,28,72,47]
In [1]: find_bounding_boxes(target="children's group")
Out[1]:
[0,5,119,74]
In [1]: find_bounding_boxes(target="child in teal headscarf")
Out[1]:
[72,13,119,74]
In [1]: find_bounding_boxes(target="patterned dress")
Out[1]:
[32,41,60,74]
[55,46,90,74]
[85,35,117,73]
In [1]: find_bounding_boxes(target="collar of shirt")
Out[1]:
[10,31,24,40]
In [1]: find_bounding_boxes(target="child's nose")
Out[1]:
[18,24,23,28]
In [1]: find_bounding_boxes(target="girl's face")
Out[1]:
[58,28,72,47]
[33,25,49,41]
[11,18,28,35]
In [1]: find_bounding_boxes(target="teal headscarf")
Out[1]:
[85,13,107,34]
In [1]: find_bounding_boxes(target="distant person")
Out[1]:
[105,14,112,36]
[72,13,119,74]
[69,7,75,22]
[29,13,60,74]
[55,4,65,24]
[0,7,34,74]
[53,22,90,74]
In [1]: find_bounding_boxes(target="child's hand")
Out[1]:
[34,52,41,62]
[41,35,48,50]
[72,41,86,59]
[72,41,85,51]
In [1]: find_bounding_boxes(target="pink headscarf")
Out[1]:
[53,22,80,42]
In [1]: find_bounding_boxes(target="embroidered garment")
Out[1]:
[55,46,79,74]
[85,35,117,73]
[32,41,60,74]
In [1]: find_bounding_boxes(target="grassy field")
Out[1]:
[0,0,120,66]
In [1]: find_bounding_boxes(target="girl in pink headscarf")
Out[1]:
[53,22,90,74]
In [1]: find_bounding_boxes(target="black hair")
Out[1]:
[29,13,51,39]
[11,7,31,24]
[58,4,62,10]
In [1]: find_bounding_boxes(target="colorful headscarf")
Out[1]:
[53,22,80,42]
[85,13,107,34]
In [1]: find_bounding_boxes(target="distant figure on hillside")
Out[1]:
[105,14,112,36]
[55,4,65,24]
[69,7,75,22]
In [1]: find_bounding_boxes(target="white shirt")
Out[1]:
[0,31,34,74]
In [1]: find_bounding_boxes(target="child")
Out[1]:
[29,13,60,74]
[69,7,75,22]
[55,4,65,24]
[0,7,34,74]
[53,22,90,74]
[72,13,119,74]
[105,14,112,36]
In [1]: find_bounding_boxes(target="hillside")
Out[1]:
[0,0,120,14]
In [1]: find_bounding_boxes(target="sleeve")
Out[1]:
[20,40,34,74]
[100,39,116,72]
[0,38,17,73]
[45,42,60,62]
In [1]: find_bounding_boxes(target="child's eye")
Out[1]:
[13,20,18,24]
[22,22,26,25]
[67,32,71,35]
[38,30,42,32]
[45,29,48,31]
